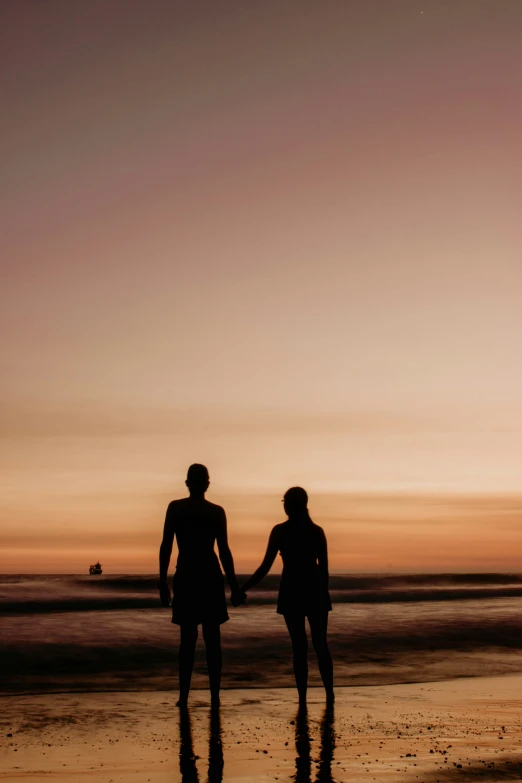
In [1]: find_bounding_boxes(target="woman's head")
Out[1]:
[283,486,308,517]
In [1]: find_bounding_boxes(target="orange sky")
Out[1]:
[1,1,522,573]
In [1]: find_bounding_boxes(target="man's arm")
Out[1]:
[158,503,175,606]
[215,508,240,594]
[241,527,279,593]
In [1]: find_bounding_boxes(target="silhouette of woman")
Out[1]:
[158,464,243,707]
[241,487,333,705]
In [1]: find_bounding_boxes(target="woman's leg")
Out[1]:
[202,623,222,703]
[178,623,198,706]
[284,614,308,704]
[308,611,334,701]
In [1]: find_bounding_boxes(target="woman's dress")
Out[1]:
[276,519,332,617]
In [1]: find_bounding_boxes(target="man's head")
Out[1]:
[186,463,210,495]
[283,486,308,517]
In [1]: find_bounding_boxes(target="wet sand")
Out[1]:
[1,676,522,781]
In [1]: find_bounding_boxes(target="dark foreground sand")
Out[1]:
[1,676,522,781]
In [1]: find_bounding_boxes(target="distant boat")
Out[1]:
[89,562,102,575]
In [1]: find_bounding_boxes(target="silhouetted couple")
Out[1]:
[158,463,334,708]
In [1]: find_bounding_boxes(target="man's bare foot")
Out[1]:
[176,696,189,708]
[326,688,335,704]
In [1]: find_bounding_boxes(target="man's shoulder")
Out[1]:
[205,500,226,516]
[167,498,189,513]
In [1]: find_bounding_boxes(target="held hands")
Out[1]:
[231,586,247,607]
[158,581,171,608]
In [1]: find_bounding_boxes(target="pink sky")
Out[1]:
[1,1,522,572]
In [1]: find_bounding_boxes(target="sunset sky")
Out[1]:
[2,1,522,573]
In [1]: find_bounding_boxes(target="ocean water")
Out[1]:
[1,573,522,693]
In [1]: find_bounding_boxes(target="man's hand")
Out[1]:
[158,582,171,608]
[231,587,247,607]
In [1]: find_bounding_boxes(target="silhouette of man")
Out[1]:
[158,464,244,706]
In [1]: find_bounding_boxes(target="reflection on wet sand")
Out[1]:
[294,704,336,783]
[208,704,224,783]
[177,700,334,782]
[317,704,336,783]
[178,703,223,783]
[294,705,311,782]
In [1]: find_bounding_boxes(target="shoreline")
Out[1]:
[2,674,522,781]
[0,669,512,697]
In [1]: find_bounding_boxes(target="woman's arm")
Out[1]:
[317,527,329,583]
[241,527,280,592]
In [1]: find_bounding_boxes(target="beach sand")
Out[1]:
[1,676,522,781]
